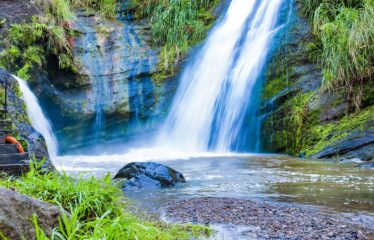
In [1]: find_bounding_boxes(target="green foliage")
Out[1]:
[37,0,118,21]
[43,0,74,23]
[128,0,219,80]
[299,0,364,19]
[0,0,119,79]
[300,0,374,110]
[96,23,113,35]
[269,91,374,156]
[0,19,73,80]
[68,0,118,19]
[0,160,211,239]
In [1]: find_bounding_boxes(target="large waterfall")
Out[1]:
[14,76,59,158]
[157,0,286,152]
[14,0,289,171]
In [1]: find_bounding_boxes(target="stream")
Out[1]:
[54,152,374,233]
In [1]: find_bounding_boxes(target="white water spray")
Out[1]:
[158,0,284,152]
[14,75,58,158]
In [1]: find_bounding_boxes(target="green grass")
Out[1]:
[0,160,211,239]
[299,0,374,111]
[38,0,118,22]
[128,0,219,80]
[68,0,118,19]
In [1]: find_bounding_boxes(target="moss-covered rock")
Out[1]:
[260,3,374,162]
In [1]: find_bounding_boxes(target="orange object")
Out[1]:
[68,37,75,48]
[5,136,25,153]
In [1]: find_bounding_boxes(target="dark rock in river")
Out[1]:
[0,188,63,239]
[114,162,186,190]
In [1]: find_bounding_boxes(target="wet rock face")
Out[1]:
[0,0,41,36]
[312,130,374,161]
[114,162,186,190]
[0,188,63,239]
[259,3,373,160]
[260,5,321,153]
[0,69,52,170]
[31,11,175,153]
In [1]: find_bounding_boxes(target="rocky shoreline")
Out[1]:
[166,197,373,240]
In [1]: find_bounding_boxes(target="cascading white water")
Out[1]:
[158,0,284,152]
[10,0,288,172]
[14,76,58,158]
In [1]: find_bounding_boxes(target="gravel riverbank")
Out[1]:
[166,197,373,239]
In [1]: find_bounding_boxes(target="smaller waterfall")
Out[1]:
[14,76,58,158]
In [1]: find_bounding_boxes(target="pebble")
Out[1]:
[166,197,373,240]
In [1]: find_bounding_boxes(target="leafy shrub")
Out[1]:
[0,19,73,80]
[128,0,219,79]
[315,2,374,110]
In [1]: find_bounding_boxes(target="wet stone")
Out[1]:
[114,162,186,190]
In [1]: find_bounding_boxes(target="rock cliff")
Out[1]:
[260,3,374,162]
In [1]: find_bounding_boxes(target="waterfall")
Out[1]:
[14,76,58,158]
[157,0,286,152]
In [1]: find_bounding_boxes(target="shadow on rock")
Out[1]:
[114,162,186,190]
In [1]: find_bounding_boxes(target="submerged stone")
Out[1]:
[114,162,186,190]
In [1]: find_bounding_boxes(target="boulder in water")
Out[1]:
[114,162,186,190]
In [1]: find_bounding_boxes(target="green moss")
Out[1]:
[302,105,374,156]
[262,75,290,101]
[268,91,374,157]
[271,92,314,154]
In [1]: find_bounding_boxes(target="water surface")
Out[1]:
[55,153,374,228]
